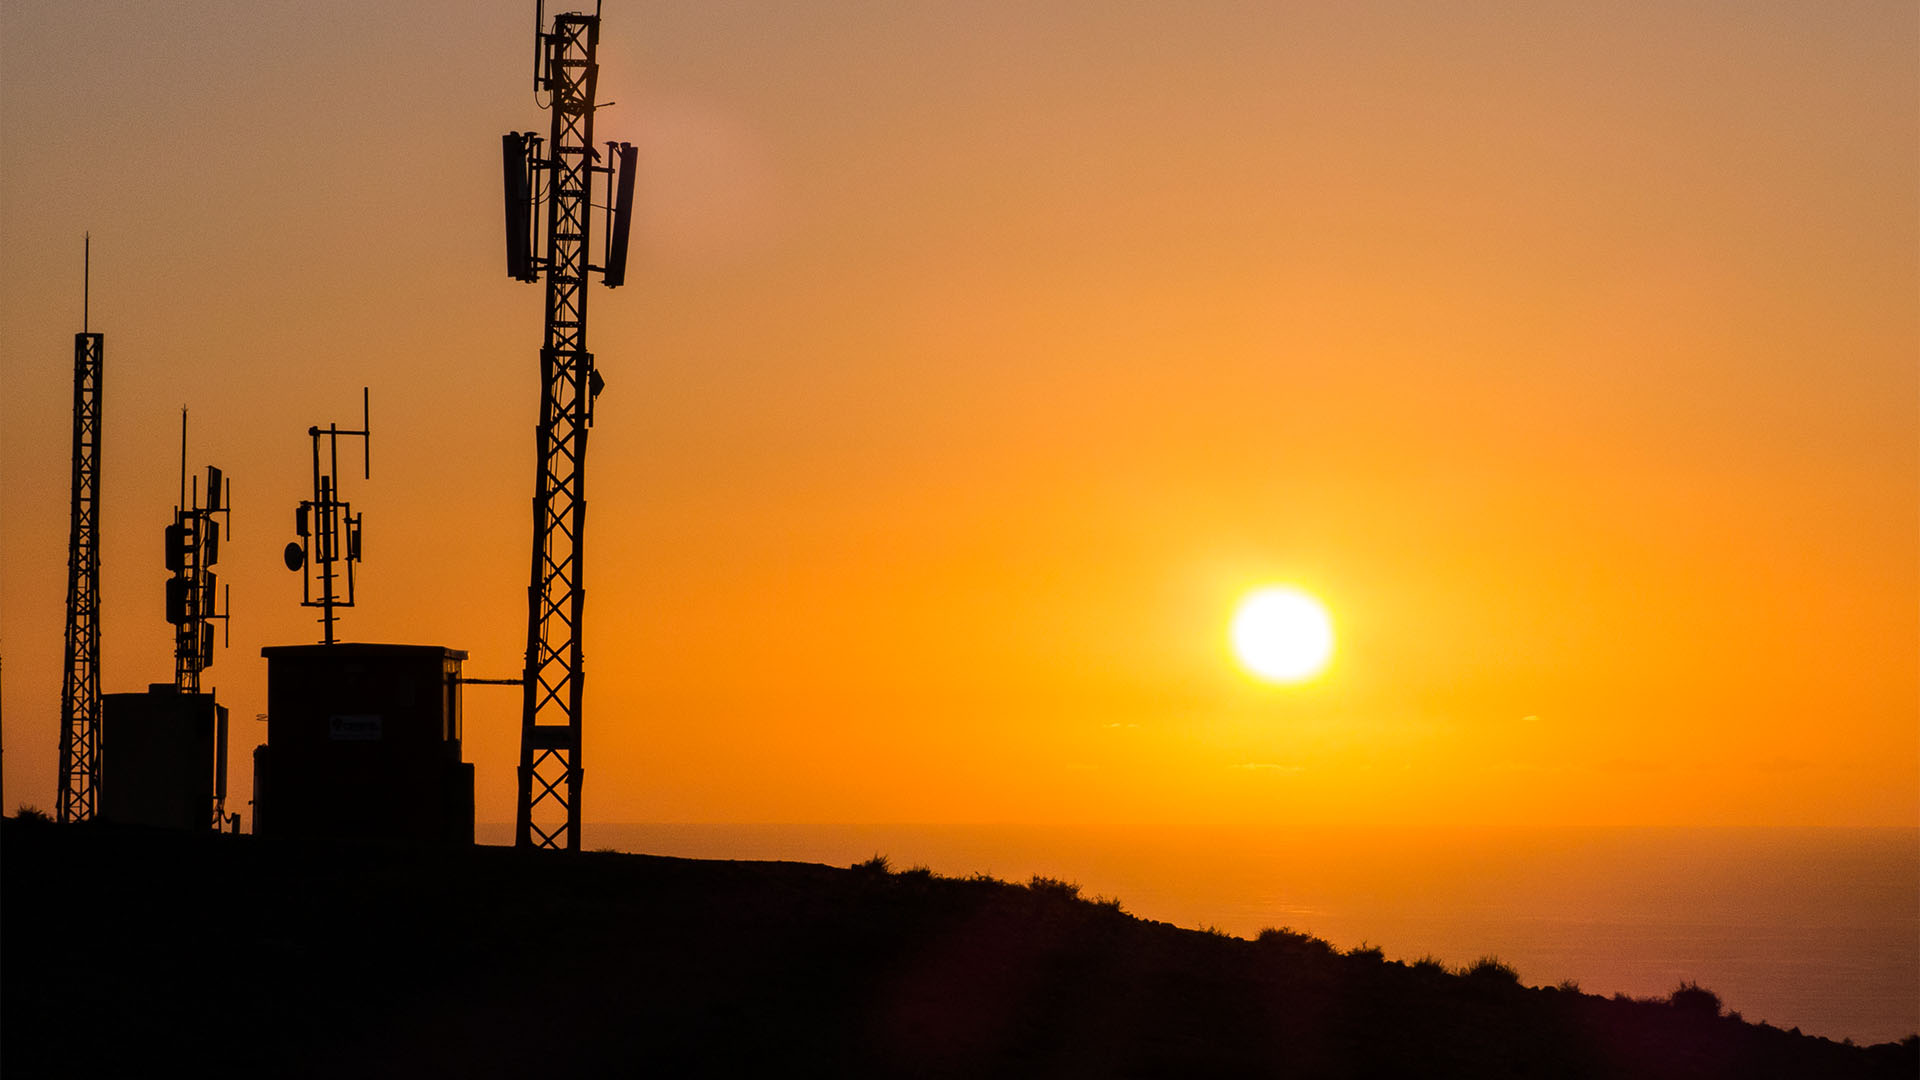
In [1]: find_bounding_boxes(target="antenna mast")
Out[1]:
[284,389,371,646]
[500,4,636,851]
[165,411,232,693]
[56,235,104,823]
[163,410,236,830]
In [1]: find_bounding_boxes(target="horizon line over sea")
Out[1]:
[477,822,1918,1045]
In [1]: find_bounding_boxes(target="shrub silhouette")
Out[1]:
[1466,957,1520,985]
[852,854,891,875]
[15,805,53,824]
[1409,955,1447,975]
[1346,942,1385,963]
[1027,874,1080,900]
[1254,927,1337,961]
[1669,980,1723,1019]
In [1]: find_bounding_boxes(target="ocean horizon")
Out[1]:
[477,823,1918,1046]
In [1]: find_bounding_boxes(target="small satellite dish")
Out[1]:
[283,541,306,572]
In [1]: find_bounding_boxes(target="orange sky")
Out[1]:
[2,1,1914,827]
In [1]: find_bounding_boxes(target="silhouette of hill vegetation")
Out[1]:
[4,818,1913,1078]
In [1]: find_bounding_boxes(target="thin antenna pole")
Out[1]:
[533,0,545,91]
[179,409,188,509]
[310,428,325,643]
[83,234,90,333]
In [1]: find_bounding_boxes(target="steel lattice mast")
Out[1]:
[56,237,103,824]
[505,8,634,851]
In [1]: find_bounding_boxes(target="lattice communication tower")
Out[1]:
[56,236,104,823]
[500,1,637,850]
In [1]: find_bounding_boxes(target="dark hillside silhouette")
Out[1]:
[4,819,1913,1078]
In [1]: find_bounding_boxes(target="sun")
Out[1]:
[1231,586,1334,683]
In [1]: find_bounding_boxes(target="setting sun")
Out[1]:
[1230,587,1335,684]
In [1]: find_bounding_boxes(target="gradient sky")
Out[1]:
[2,1,1914,827]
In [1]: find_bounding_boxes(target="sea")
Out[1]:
[475,823,1919,1046]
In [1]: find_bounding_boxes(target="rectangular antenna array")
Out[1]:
[502,133,540,282]
[604,142,637,288]
[168,436,232,695]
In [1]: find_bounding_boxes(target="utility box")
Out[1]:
[101,685,227,830]
[254,643,473,845]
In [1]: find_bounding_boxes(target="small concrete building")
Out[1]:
[254,643,473,845]
[101,685,228,830]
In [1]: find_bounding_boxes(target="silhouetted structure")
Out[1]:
[500,4,637,851]
[166,414,231,693]
[57,235,104,824]
[99,685,228,831]
[282,389,370,645]
[262,395,473,843]
[154,412,237,829]
[253,644,474,844]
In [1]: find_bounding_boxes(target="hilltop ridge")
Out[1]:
[3,818,1912,1078]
